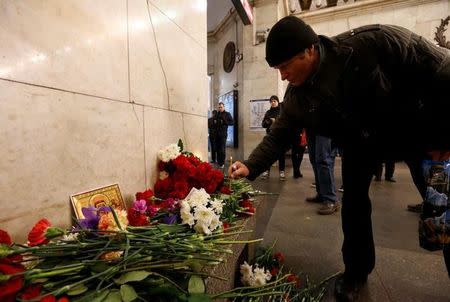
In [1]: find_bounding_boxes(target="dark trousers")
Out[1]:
[405,157,427,199]
[374,160,395,180]
[341,143,376,280]
[292,143,305,174]
[216,135,227,166]
[278,154,285,171]
[209,136,217,163]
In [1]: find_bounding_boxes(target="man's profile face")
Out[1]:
[274,48,316,86]
[218,104,225,112]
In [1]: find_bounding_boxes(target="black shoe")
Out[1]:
[386,177,396,182]
[334,274,367,302]
[293,170,303,178]
[373,176,381,182]
[306,195,321,203]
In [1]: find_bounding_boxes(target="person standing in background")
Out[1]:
[306,133,340,215]
[208,110,218,164]
[261,95,286,180]
[215,102,234,169]
[374,160,396,182]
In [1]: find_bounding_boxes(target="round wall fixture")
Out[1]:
[223,41,236,73]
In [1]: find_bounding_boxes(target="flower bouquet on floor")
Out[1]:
[214,243,332,302]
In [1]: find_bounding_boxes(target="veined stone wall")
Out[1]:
[0,0,208,242]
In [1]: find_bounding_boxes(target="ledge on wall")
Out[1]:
[292,0,441,23]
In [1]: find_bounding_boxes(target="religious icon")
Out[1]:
[70,184,125,219]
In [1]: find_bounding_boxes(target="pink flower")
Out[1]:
[133,200,147,214]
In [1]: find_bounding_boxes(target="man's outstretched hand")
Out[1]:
[229,161,250,179]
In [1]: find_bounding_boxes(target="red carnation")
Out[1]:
[0,230,22,264]
[220,186,232,195]
[188,155,201,166]
[0,229,12,245]
[239,199,255,215]
[0,263,25,301]
[20,284,43,300]
[169,181,190,199]
[127,208,149,227]
[287,274,301,288]
[270,267,279,276]
[28,219,51,246]
[273,252,285,264]
[40,295,69,302]
[223,222,230,232]
[135,189,154,201]
[40,295,55,302]
[154,178,172,199]
[172,155,195,180]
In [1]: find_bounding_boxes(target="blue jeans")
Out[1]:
[307,134,338,202]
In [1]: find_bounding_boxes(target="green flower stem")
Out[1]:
[206,230,253,239]
[121,262,190,271]
[149,271,188,294]
[180,270,228,281]
[9,263,86,278]
[27,264,85,279]
[213,238,263,244]
[49,265,118,297]
[211,274,290,299]
[42,275,82,290]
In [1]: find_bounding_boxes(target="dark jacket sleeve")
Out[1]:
[261,111,272,128]
[223,112,234,126]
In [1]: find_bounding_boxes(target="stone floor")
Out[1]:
[250,156,450,302]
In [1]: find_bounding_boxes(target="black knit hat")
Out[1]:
[266,16,319,67]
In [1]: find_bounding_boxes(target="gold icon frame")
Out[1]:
[70,184,125,219]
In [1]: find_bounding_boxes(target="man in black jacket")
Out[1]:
[215,102,234,168]
[229,16,450,302]
[208,110,218,164]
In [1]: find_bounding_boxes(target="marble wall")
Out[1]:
[0,0,207,242]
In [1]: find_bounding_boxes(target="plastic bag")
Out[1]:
[418,160,450,251]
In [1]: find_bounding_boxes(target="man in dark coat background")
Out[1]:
[229,16,450,302]
[215,102,234,168]
[208,110,218,164]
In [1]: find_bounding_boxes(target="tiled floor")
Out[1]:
[251,156,450,301]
